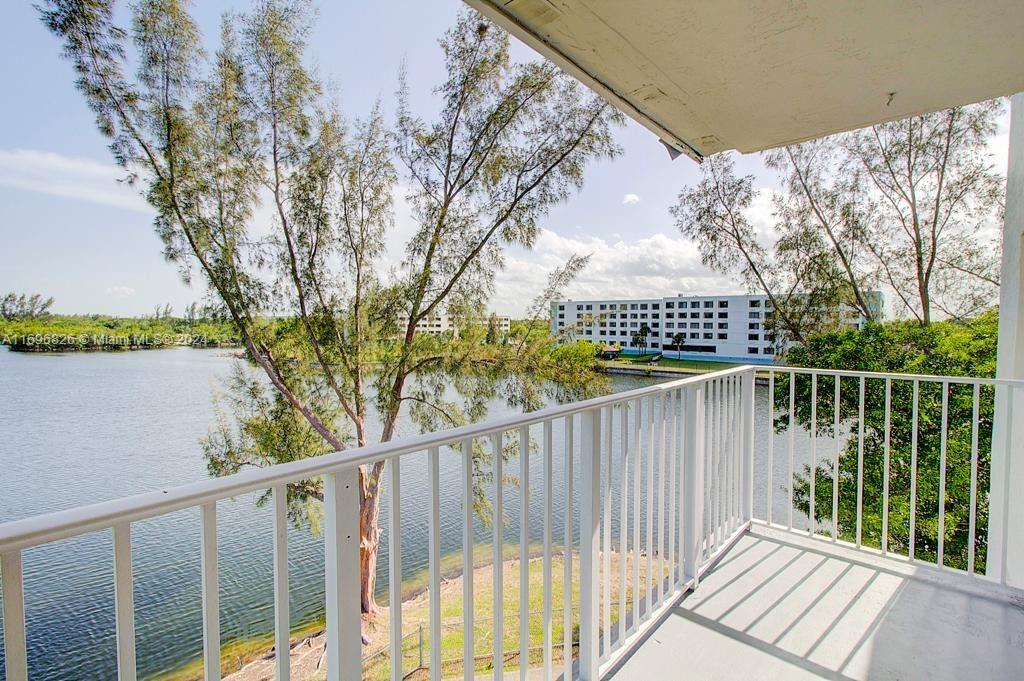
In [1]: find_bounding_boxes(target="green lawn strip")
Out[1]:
[363,547,655,680]
[153,543,661,680]
[603,356,741,373]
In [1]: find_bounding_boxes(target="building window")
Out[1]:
[718,312,728,319]
[690,333,699,339]
[718,300,728,308]
[750,300,761,308]
[609,322,616,328]
[666,312,674,319]
[703,323,713,329]
[690,322,699,329]
[749,311,761,319]
[558,313,564,319]
[558,305,564,311]
[576,304,582,310]
[599,304,606,310]
[650,342,659,348]
[585,304,592,311]
[620,313,627,319]
[749,322,760,330]
[690,312,700,319]
[630,303,638,310]
[718,333,727,340]
[748,347,759,354]
[704,312,713,319]
[679,301,688,309]
[703,333,713,339]
[652,303,660,310]
[748,333,759,341]
[640,313,648,319]
[666,322,674,329]
[665,301,675,309]
[631,313,638,319]
[703,301,713,308]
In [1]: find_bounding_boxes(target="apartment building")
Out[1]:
[550,293,880,364]
[399,311,511,337]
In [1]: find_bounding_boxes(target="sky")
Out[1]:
[0,1,1009,318]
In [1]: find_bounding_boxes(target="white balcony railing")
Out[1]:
[754,367,1022,585]
[0,365,1019,681]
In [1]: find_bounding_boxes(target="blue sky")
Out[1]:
[0,1,1005,317]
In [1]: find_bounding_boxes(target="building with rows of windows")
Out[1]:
[398,311,511,338]
[550,293,880,364]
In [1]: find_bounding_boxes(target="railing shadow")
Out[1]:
[605,529,1024,680]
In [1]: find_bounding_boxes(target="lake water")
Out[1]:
[0,348,812,680]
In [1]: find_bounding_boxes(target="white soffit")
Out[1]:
[466,0,1024,161]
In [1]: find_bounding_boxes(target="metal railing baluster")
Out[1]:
[2,549,28,681]
[519,425,530,680]
[493,432,505,681]
[968,386,980,575]
[563,417,574,681]
[113,522,137,681]
[579,408,601,680]
[938,382,949,567]
[428,446,442,681]
[200,503,220,681]
[542,422,553,681]
[392,455,405,681]
[270,487,289,681]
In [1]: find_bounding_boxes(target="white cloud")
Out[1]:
[105,286,136,298]
[622,193,640,205]
[487,187,785,316]
[490,228,736,317]
[0,149,152,213]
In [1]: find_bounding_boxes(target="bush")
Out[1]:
[778,310,998,571]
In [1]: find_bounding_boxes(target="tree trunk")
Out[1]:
[359,484,383,614]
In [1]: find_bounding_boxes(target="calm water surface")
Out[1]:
[0,348,814,680]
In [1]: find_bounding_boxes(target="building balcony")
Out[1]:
[1,366,1022,680]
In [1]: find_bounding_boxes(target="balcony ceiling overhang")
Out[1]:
[465,0,1024,161]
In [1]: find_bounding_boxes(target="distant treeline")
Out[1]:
[0,314,240,352]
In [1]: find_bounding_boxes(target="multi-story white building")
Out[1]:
[550,293,880,364]
[399,311,511,338]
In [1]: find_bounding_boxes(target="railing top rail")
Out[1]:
[769,365,1024,387]
[0,365,753,554]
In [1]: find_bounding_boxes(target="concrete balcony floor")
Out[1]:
[606,526,1024,681]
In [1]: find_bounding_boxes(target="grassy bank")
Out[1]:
[155,545,656,681]
[602,354,741,374]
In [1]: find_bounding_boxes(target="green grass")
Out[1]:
[358,548,655,681]
[603,355,741,373]
[158,546,656,681]
[151,619,327,681]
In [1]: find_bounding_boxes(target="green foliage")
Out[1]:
[1,292,54,320]
[779,310,998,571]
[0,313,238,351]
[41,0,620,612]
